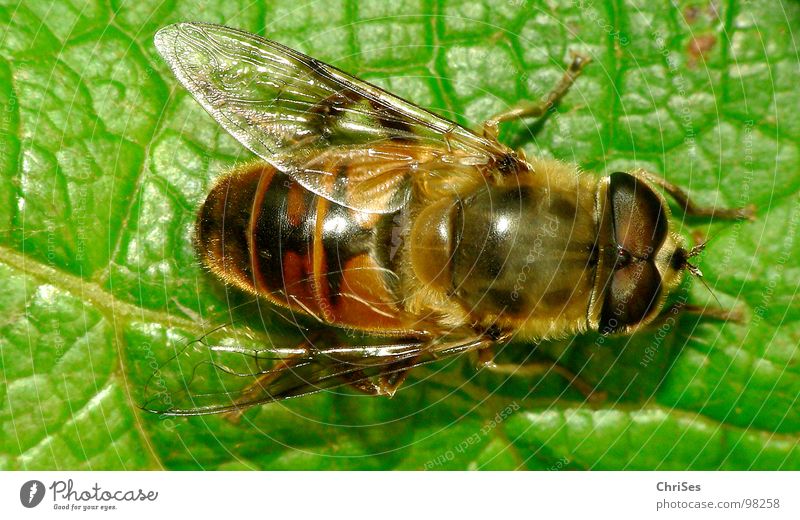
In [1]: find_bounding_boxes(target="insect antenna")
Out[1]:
[683,239,705,276]
[683,240,726,309]
[694,271,725,310]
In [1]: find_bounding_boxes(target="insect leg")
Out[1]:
[486,361,606,403]
[346,336,497,397]
[223,352,310,423]
[482,51,591,140]
[647,301,745,329]
[333,356,422,397]
[340,369,384,395]
[377,355,423,397]
[475,346,497,369]
[637,170,756,220]
[331,358,418,398]
[683,304,745,322]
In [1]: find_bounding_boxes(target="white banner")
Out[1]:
[2,471,797,518]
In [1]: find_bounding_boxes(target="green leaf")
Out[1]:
[1,0,798,470]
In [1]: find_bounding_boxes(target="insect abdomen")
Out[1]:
[196,161,408,332]
[195,161,266,293]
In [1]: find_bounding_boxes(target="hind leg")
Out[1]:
[339,356,421,398]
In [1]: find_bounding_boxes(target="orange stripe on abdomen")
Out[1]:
[328,254,404,330]
[196,162,272,296]
[249,164,279,298]
[198,160,408,332]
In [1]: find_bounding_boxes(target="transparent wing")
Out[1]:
[154,22,512,213]
[140,333,489,416]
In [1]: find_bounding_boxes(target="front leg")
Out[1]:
[644,300,745,332]
[637,169,756,221]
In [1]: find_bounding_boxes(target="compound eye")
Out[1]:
[600,260,661,333]
[609,172,667,258]
[600,172,666,333]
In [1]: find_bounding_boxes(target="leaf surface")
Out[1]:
[1,0,798,469]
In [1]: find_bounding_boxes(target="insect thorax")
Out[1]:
[410,160,607,339]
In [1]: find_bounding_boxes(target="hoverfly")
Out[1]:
[145,22,752,415]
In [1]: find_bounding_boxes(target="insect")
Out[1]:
[146,22,752,415]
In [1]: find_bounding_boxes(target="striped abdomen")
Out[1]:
[196,161,410,333]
